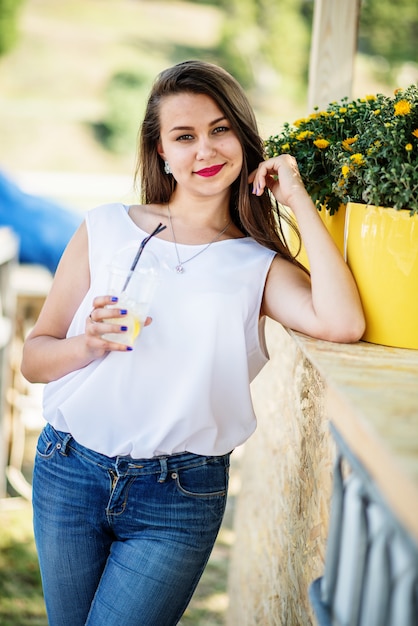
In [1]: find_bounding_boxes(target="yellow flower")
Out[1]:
[412,129,418,138]
[296,130,314,141]
[373,109,381,115]
[405,143,413,151]
[394,100,412,116]
[339,107,347,114]
[341,165,350,178]
[281,143,290,152]
[342,137,358,151]
[313,139,330,149]
[309,111,327,120]
[293,118,307,128]
[350,153,365,166]
[365,95,377,101]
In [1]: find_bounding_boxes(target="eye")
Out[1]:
[176,134,194,141]
[213,126,230,135]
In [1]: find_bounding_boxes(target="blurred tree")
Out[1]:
[358,0,418,79]
[94,70,150,154]
[0,0,25,56]
[217,0,312,97]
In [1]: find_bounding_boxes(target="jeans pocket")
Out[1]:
[36,424,62,459]
[172,458,229,499]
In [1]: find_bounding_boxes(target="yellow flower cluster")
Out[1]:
[342,137,358,151]
[296,130,314,141]
[313,139,330,149]
[350,153,366,166]
[394,100,412,116]
[265,83,417,213]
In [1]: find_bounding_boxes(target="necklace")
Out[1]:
[167,205,231,274]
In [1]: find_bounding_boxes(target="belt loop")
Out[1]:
[59,433,72,456]
[158,457,168,483]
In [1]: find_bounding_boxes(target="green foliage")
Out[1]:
[96,70,151,154]
[217,0,311,95]
[359,0,418,80]
[0,0,25,56]
[265,85,418,214]
[333,85,418,213]
[265,98,380,214]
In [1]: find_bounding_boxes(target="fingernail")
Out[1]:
[126,346,133,351]
[120,326,128,332]
[111,296,118,302]
[120,309,128,315]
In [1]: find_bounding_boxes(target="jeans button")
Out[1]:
[171,472,178,479]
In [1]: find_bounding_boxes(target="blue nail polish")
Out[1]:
[120,309,128,315]
[126,346,133,351]
[120,326,128,332]
[111,296,118,302]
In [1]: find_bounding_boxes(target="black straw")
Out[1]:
[122,222,166,291]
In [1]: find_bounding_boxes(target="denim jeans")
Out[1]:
[32,423,230,626]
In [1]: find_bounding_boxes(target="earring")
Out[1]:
[164,160,172,175]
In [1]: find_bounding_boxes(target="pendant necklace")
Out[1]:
[167,205,231,274]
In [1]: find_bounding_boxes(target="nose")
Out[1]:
[196,136,216,160]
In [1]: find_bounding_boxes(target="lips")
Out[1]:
[195,164,225,177]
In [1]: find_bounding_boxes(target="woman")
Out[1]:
[21,60,364,626]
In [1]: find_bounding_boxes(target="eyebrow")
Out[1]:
[168,116,227,134]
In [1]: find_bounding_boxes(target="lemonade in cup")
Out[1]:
[102,246,161,347]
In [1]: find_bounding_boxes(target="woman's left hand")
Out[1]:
[249,154,309,207]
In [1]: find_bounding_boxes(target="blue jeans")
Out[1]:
[32,424,230,626]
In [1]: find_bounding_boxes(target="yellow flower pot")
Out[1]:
[290,204,346,270]
[345,202,418,349]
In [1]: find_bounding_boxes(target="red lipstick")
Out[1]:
[195,164,225,177]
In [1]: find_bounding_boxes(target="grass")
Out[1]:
[0,504,46,626]
[0,499,234,625]
[0,424,239,625]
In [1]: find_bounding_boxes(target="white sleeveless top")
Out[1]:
[43,203,276,458]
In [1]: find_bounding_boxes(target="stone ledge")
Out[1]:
[289,330,418,543]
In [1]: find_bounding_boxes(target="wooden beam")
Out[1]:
[308,0,361,112]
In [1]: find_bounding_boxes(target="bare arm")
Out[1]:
[250,154,365,343]
[21,221,131,383]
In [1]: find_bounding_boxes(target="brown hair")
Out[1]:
[135,59,303,265]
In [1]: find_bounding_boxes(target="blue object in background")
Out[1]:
[0,171,82,274]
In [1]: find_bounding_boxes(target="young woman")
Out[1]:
[21,60,364,626]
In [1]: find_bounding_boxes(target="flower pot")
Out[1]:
[345,202,418,349]
[290,204,346,270]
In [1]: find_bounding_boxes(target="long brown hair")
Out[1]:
[135,60,304,267]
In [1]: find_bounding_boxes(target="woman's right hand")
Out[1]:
[85,295,131,356]
[86,295,153,357]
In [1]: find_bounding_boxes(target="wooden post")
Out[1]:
[308,0,361,112]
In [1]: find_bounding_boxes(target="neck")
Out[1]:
[167,193,231,228]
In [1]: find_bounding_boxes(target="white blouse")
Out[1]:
[43,203,276,458]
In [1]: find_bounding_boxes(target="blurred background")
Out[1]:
[1,0,417,213]
[0,1,417,625]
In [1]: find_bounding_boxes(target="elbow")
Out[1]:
[327,314,366,344]
[20,344,39,384]
[20,358,36,384]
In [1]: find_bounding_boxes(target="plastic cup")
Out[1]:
[102,247,160,346]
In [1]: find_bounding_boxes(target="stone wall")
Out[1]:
[227,321,335,625]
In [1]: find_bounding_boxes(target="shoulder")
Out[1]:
[86,202,127,223]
